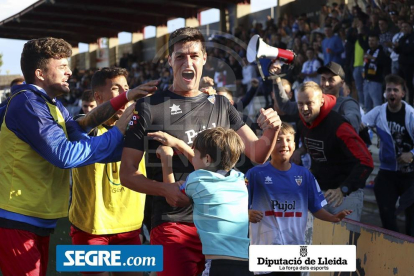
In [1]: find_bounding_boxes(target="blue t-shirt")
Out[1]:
[321,35,344,65]
[246,162,326,245]
[185,169,249,259]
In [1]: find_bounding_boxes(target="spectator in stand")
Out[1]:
[319,4,331,27]
[300,48,321,84]
[10,77,24,88]
[291,36,304,57]
[321,24,344,65]
[388,11,400,34]
[271,78,300,129]
[295,82,373,221]
[79,90,96,115]
[312,40,324,64]
[338,28,347,66]
[272,62,362,134]
[343,23,357,95]
[365,4,373,16]
[1,78,25,102]
[362,74,414,236]
[395,21,414,105]
[271,33,287,49]
[378,17,395,55]
[331,16,341,33]
[241,57,257,93]
[227,55,243,96]
[389,17,405,75]
[119,52,129,70]
[301,42,309,54]
[159,68,172,92]
[350,5,360,22]
[352,17,370,109]
[409,13,414,25]
[368,13,380,35]
[202,58,216,79]
[276,20,289,43]
[363,33,391,112]
[318,62,361,132]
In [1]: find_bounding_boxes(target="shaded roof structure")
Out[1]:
[0,0,247,46]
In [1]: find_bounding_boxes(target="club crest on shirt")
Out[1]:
[294,176,303,186]
[207,95,215,104]
[264,176,273,184]
[170,104,182,115]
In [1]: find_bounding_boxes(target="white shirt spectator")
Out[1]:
[242,63,257,91]
[301,58,321,83]
[390,32,404,62]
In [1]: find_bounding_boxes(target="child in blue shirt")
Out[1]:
[154,127,253,276]
[246,122,351,276]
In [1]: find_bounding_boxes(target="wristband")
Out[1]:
[109,92,128,110]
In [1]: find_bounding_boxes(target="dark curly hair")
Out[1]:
[21,37,72,83]
[168,27,205,56]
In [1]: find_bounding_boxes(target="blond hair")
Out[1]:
[279,122,296,136]
[299,81,322,94]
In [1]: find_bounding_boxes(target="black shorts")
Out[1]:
[203,259,253,276]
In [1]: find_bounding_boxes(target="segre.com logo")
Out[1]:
[56,245,162,272]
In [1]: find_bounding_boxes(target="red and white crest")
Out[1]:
[294,176,303,186]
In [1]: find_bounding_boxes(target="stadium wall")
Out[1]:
[311,219,414,276]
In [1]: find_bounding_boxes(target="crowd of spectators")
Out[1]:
[59,1,414,119]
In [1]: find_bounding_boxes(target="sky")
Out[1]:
[0,0,276,75]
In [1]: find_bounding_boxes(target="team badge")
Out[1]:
[207,95,215,104]
[294,176,303,186]
[264,176,273,184]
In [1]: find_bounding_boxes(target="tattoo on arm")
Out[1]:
[77,101,115,130]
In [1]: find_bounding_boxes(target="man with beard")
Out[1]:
[0,38,156,276]
[271,62,362,163]
[296,82,373,221]
[272,62,361,132]
[362,74,414,236]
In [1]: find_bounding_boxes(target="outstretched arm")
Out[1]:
[120,147,190,207]
[313,208,352,222]
[157,146,176,184]
[77,80,158,130]
[269,64,298,115]
[148,131,195,164]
